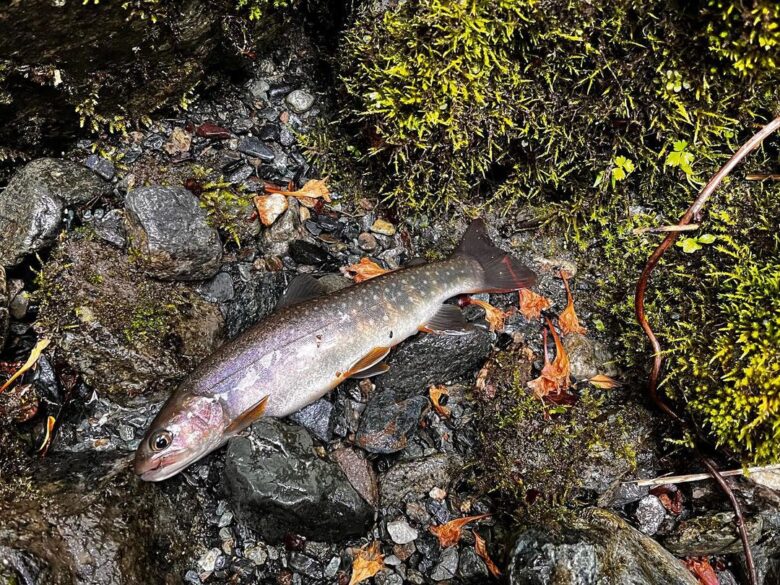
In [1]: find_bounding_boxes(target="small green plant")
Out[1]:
[676,233,717,253]
[664,140,696,181]
[235,0,290,20]
[198,178,252,246]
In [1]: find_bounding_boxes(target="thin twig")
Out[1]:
[745,173,780,181]
[628,463,780,487]
[634,115,780,585]
[632,224,700,235]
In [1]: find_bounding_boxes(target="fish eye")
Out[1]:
[150,430,173,452]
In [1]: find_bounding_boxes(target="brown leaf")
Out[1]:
[278,178,331,203]
[348,541,384,585]
[466,298,510,331]
[558,271,586,335]
[518,288,551,320]
[429,385,451,418]
[683,557,718,585]
[0,338,50,394]
[38,415,56,455]
[527,319,571,399]
[650,484,683,515]
[342,258,391,283]
[473,530,502,578]
[253,193,288,226]
[588,374,622,389]
[430,514,490,548]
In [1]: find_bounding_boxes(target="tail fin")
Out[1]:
[455,219,536,293]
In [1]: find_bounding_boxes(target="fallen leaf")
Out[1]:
[650,484,683,515]
[527,319,571,399]
[253,193,288,226]
[518,288,551,320]
[473,530,502,578]
[683,557,718,585]
[278,178,332,203]
[429,385,451,418]
[558,271,586,335]
[38,415,56,455]
[464,298,510,332]
[588,374,622,389]
[341,258,391,283]
[0,338,50,394]
[348,541,384,585]
[163,127,192,156]
[430,514,490,548]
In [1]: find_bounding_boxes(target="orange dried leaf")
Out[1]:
[558,272,586,335]
[518,288,551,320]
[467,298,510,332]
[683,557,718,585]
[279,178,331,203]
[527,319,571,399]
[253,193,288,226]
[430,514,490,548]
[349,541,384,585]
[342,258,391,283]
[0,338,50,394]
[588,374,622,389]
[473,530,502,578]
[429,385,451,418]
[38,415,56,454]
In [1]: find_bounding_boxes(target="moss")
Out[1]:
[473,345,638,529]
[196,172,254,247]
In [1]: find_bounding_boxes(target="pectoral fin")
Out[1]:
[225,395,269,435]
[420,304,474,335]
[349,362,390,379]
[344,346,391,379]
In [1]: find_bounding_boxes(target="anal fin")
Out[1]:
[225,395,269,435]
[344,346,391,379]
[421,304,473,335]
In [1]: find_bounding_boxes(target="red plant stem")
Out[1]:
[634,114,780,585]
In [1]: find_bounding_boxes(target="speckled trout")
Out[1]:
[134,220,535,480]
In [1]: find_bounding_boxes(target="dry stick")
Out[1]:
[634,115,780,585]
[629,463,780,487]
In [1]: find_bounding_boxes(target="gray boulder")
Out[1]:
[125,186,222,280]
[662,511,763,556]
[36,238,224,403]
[380,453,460,506]
[0,158,111,266]
[508,508,698,585]
[223,419,373,543]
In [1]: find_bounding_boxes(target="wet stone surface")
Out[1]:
[223,419,373,543]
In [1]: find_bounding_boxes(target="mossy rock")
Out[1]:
[473,343,655,528]
[35,237,224,404]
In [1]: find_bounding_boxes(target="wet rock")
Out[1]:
[662,512,763,556]
[36,238,224,403]
[0,158,111,266]
[288,240,333,267]
[0,267,7,353]
[430,547,459,581]
[238,136,275,162]
[288,398,333,443]
[563,332,618,380]
[220,268,285,338]
[508,508,698,585]
[380,453,460,506]
[285,89,315,114]
[0,451,201,584]
[223,419,373,542]
[288,552,322,579]
[387,519,418,545]
[92,208,127,248]
[125,186,222,281]
[262,198,302,257]
[84,154,116,181]
[197,271,235,304]
[375,328,491,401]
[358,232,378,252]
[458,546,489,580]
[635,495,667,535]
[356,391,427,454]
[9,289,29,320]
[330,447,379,509]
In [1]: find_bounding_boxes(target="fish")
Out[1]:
[134,219,535,481]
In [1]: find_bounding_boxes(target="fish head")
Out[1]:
[134,392,228,481]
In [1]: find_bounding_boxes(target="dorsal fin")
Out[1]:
[276,275,328,310]
[420,304,474,335]
[406,257,427,267]
[225,395,269,435]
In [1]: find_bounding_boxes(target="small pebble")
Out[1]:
[245,545,268,566]
[358,232,378,252]
[370,219,396,236]
[285,89,315,113]
[387,519,419,545]
[85,154,116,181]
[429,487,447,501]
[197,548,222,573]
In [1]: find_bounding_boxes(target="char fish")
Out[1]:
[134,219,535,480]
